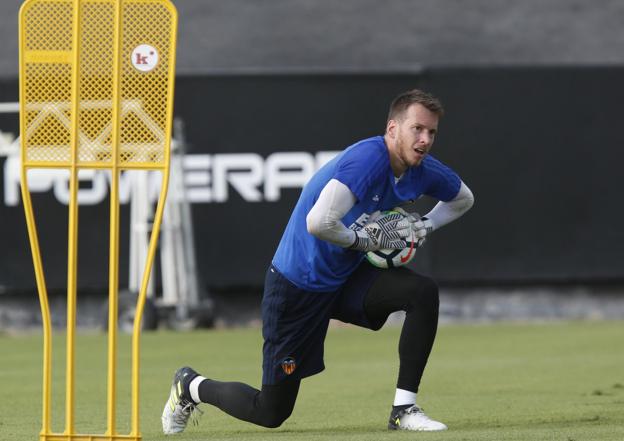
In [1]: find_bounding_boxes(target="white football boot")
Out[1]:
[388,405,448,431]
[162,366,203,435]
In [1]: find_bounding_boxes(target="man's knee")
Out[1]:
[258,404,293,428]
[417,276,439,312]
[261,415,288,429]
[403,274,439,314]
[256,384,298,428]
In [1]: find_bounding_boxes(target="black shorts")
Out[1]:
[261,263,385,385]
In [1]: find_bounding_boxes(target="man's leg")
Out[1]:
[162,265,334,434]
[332,263,446,431]
[162,367,299,434]
[363,267,446,431]
[363,267,440,397]
[191,370,300,428]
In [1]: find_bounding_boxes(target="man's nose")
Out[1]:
[419,133,431,145]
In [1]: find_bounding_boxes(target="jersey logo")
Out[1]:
[349,213,372,231]
[281,357,297,375]
[372,194,380,202]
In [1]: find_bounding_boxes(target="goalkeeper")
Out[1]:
[162,89,474,433]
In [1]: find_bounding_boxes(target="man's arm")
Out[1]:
[305,178,358,248]
[306,179,410,251]
[413,181,474,236]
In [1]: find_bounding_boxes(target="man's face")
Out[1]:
[390,103,439,168]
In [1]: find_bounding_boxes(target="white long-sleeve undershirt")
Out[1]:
[423,182,474,230]
[306,179,358,247]
[306,178,474,248]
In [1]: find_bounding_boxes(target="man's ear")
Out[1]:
[386,119,397,138]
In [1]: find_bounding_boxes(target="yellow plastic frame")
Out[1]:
[19,1,177,440]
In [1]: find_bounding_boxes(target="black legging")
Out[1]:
[197,267,439,427]
[198,377,300,428]
[363,267,440,393]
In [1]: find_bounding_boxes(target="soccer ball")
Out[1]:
[365,217,418,269]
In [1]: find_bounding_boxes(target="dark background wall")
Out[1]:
[421,68,623,283]
[1,1,623,294]
[1,67,622,292]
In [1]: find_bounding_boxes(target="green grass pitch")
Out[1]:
[1,320,623,440]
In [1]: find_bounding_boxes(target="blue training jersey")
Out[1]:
[272,135,461,292]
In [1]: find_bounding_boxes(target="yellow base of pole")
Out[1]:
[40,434,141,441]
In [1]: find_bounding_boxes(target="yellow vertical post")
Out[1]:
[65,0,82,436]
[129,1,178,435]
[107,0,123,436]
[18,4,53,437]
[19,1,178,440]
[20,176,53,437]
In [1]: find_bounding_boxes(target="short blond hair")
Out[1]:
[387,89,444,122]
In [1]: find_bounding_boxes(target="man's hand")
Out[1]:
[394,207,434,248]
[349,211,410,252]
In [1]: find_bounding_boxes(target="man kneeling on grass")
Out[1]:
[162,88,474,433]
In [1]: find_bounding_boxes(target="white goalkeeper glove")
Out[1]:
[349,211,411,252]
[394,207,434,248]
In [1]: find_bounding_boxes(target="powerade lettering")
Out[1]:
[3,151,339,206]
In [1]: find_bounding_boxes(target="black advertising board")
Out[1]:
[0,68,622,292]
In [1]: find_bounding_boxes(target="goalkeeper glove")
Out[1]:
[393,207,434,248]
[349,211,410,252]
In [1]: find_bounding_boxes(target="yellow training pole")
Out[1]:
[64,0,83,436]
[20,0,177,440]
[20,177,53,438]
[18,3,52,436]
[130,164,170,437]
[130,3,177,435]
[106,0,123,436]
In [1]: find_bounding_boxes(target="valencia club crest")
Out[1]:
[281,357,297,375]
